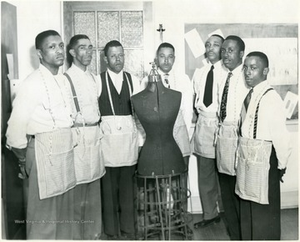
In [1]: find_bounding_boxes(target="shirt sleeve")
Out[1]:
[140,76,149,90]
[179,74,194,138]
[261,92,292,169]
[134,113,146,146]
[131,75,142,95]
[6,77,42,148]
[94,74,102,97]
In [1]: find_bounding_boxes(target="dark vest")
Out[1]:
[99,71,133,116]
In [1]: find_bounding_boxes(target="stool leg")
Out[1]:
[143,178,147,240]
[168,176,172,240]
[181,173,188,239]
[155,177,165,240]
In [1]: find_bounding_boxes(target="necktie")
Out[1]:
[164,73,170,88]
[203,65,214,107]
[220,72,233,122]
[244,88,253,112]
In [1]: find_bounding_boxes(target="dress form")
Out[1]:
[131,67,185,176]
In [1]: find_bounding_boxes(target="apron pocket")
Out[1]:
[100,132,138,167]
[235,138,271,204]
[73,127,105,184]
[216,135,238,175]
[35,129,76,200]
[37,148,76,199]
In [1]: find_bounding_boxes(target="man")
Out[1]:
[6,30,75,239]
[98,40,141,240]
[64,34,105,239]
[236,51,291,240]
[192,34,227,228]
[216,35,249,240]
[141,42,193,172]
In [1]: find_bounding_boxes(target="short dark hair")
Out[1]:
[68,34,90,49]
[35,30,60,49]
[103,40,123,56]
[246,51,269,68]
[225,35,245,52]
[210,34,225,42]
[67,34,90,65]
[156,42,175,55]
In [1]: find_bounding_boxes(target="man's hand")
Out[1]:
[8,147,28,179]
[279,168,286,183]
[10,147,27,160]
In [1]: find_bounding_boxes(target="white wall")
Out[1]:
[8,0,299,212]
[8,0,62,81]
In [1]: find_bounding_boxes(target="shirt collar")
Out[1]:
[71,63,89,75]
[208,59,222,68]
[39,64,58,78]
[157,68,174,77]
[252,80,269,94]
[107,68,123,81]
[230,63,244,75]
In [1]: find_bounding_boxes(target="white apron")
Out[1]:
[72,125,106,184]
[235,87,274,204]
[216,121,239,176]
[35,128,76,200]
[100,115,138,167]
[235,137,272,204]
[193,111,218,159]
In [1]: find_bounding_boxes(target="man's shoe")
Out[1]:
[106,234,119,240]
[120,232,136,240]
[194,216,221,229]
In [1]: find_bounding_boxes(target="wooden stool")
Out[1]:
[136,170,192,240]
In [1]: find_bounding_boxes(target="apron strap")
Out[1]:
[253,88,273,139]
[105,71,133,116]
[64,73,81,113]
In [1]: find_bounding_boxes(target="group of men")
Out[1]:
[5,29,291,240]
[192,34,291,240]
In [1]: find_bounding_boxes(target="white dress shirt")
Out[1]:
[100,69,141,96]
[218,64,249,123]
[65,64,100,124]
[193,60,228,113]
[241,81,291,169]
[6,64,73,148]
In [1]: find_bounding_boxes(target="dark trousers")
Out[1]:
[25,138,74,239]
[219,173,241,240]
[240,147,281,240]
[72,180,102,239]
[197,155,222,220]
[101,165,137,236]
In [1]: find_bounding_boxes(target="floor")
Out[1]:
[7,208,298,240]
[133,208,298,240]
[191,208,298,240]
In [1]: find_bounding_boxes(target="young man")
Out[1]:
[192,34,227,228]
[64,34,105,239]
[216,35,249,240]
[6,30,75,239]
[98,40,141,240]
[236,51,291,240]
